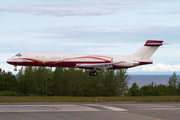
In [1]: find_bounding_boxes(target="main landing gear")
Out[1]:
[89,71,98,76]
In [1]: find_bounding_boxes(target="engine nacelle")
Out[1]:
[113,60,139,67]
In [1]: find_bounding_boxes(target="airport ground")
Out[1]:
[1,96,180,102]
[0,102,180,120]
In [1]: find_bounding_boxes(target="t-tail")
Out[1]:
[132,40,163,60]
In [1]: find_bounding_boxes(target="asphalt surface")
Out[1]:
[0,102,179,120]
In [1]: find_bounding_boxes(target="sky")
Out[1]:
[0,0,180,75]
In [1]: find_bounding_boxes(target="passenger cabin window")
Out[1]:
[15,53,22,57]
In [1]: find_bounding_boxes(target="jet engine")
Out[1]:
[113,60,139,67]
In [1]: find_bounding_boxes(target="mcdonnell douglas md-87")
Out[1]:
[7,40,163,76]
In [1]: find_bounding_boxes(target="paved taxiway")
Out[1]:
[0,102,180,120]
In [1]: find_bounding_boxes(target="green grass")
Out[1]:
[1,96,180,102]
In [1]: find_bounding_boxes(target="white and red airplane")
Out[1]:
[7,40,163,76]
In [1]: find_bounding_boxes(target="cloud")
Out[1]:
[35,7,114,16]
[1,0,180,16]
[46,0,140,7]
[0,64,19,74]
[0,4,31,12]
[1,0,180,17]
[0,3,116,16]
[0,60,15,72]
[36,25,180,43]
[131,64,180,72]
[0,0,144,16]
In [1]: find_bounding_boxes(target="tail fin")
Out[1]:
[132,40,163,60]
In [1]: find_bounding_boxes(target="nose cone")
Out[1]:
[6,58,14,65]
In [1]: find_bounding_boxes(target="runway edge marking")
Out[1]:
[85,104,127,111]
[116,111,161,120]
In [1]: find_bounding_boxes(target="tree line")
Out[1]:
[0,67,130,96]
[127,72,180,96]
[0,67,179,96]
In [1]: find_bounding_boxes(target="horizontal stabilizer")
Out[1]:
[144,40,163,46]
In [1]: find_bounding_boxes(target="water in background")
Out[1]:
[128,75,172,88]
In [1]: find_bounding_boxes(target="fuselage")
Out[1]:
[6,52,152,70]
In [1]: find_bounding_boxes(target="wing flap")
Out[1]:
[76,63,118,70]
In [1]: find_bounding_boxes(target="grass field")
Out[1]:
[1,96,180,102]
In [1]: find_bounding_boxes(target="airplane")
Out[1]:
[7,40,163,76]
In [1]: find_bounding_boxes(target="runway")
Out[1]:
[0,102,179,120]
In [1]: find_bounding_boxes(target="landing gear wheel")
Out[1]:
[14,68,17,71]
[89,71,98,76]
[89,71,94,76]
[93,71,98,76]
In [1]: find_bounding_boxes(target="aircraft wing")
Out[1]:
[76,62,119,70]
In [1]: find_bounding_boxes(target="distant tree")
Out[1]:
[17,66,53,96]
[17,67,38,95]
[167,72,179,95]
[177,82,180,95]
[17,67,25,94]
[155,84,168,96]
[127,82,140,96]
[34,67,53,96]
[101,70,116,96]
[0,68,18,92]
[51,67,64,96]
[115,69,130,96]
[140,82,160,96]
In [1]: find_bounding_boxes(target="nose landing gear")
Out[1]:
[14,65,17,71]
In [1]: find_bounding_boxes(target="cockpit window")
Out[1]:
[15,53,22,57]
